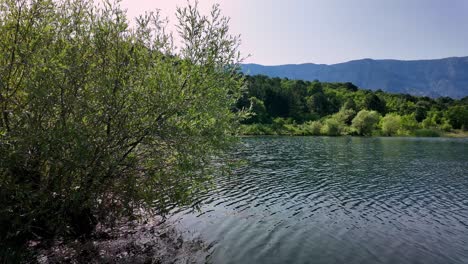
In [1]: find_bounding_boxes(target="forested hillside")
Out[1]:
[236,75,468,136]
[242,57,468,98]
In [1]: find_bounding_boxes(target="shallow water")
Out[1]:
[170,137,468,264]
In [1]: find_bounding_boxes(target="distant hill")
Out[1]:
[241,57,468,98]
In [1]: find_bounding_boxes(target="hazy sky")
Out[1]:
[120,0,468,65]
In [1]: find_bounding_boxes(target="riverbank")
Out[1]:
[239,124,468,138]
[444,130,468,138]
[29,217,207,264]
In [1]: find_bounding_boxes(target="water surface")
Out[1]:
[170,137,468,264]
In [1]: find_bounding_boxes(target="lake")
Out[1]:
[169,137,468,264]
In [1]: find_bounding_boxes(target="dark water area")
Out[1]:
[169,137,468,264]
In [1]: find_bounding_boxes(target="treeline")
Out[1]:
[236,75,468,136]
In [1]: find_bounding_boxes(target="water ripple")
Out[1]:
[170,137,468,264]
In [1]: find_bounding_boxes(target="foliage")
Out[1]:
[239,124,273,135]
[363,94,386,114]
[400,114,420,135]
[381,114,402,136]
[351,110,380,136]
[237,75,467,136]
[0,0,244,253]
[446,105,468,130]
[413,129,440,137]
[302,121,322,136]
[321,118,341,136]
[332,107,356,126]
[246,97,270,124]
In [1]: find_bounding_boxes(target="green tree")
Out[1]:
[414,101,430,122]
[306,92,329,116]
[0,0,245,253]
[400,114,420,135]
[244,97,269,124]
[351,110,380,136]
[363,94,386,114]
[333,107,356,125]
[303,121,322,135]
[381,114,402,136]
[321,118,341,136]
[342,98,357,111]
[446,105,468,130]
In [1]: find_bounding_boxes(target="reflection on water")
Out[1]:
[169,137,468,264]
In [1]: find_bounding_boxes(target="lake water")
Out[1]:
[169,137,468,264]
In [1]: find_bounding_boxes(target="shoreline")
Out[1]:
[30,217,208,264]
[238,133,468,138]
[238,127,468,138]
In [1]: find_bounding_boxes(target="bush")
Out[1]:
[351,110,380,136]
[321,119,341,136]
[0,0,244,252]
[303,121,322,135]
[239,124,275,135]
[333,108,356,125]
[381,114,402,136]
[440,120,453,132]
[399,114,420,135]
[413,129,440,137]
[446,105,468,130]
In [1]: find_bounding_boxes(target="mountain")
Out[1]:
[241,57,468,98]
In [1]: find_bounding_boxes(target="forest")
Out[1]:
[236,75,468,136]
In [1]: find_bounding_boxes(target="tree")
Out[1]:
[333,107,356,125]
[344,82,358,92]
[342,98,357,111]
[381,114,402,136]
[321,118,341,136]
[0,0,245,252]
[351,110,380,136]
[246,97,269,124]
[304,121,322,135]
[446,105,468,130]
[306,92,329,116]
[364,94,386,114]
[414,101,430,122]
[400,114,420,134]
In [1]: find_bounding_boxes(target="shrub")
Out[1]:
[440,119,453,132]
[413,129,440,137]
[351,110,380,136]
[321,119,341,136]
[0,0,244,252]
[303,121,322,135]
[446,105,468,130]
[381,114,402,136]
[399,114,420,135]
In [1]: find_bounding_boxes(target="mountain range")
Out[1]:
[241,57,468,98]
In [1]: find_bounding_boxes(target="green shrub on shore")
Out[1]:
[302,121,322,135]
[381,114,402,136]
[238,111,464,137]
[321,118,342,136]
[351,110,380,136]
[413,129,441,137]
[0,0,244,257]
[239,124,274,135]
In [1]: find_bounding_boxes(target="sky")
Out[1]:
[120,0,468,65]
